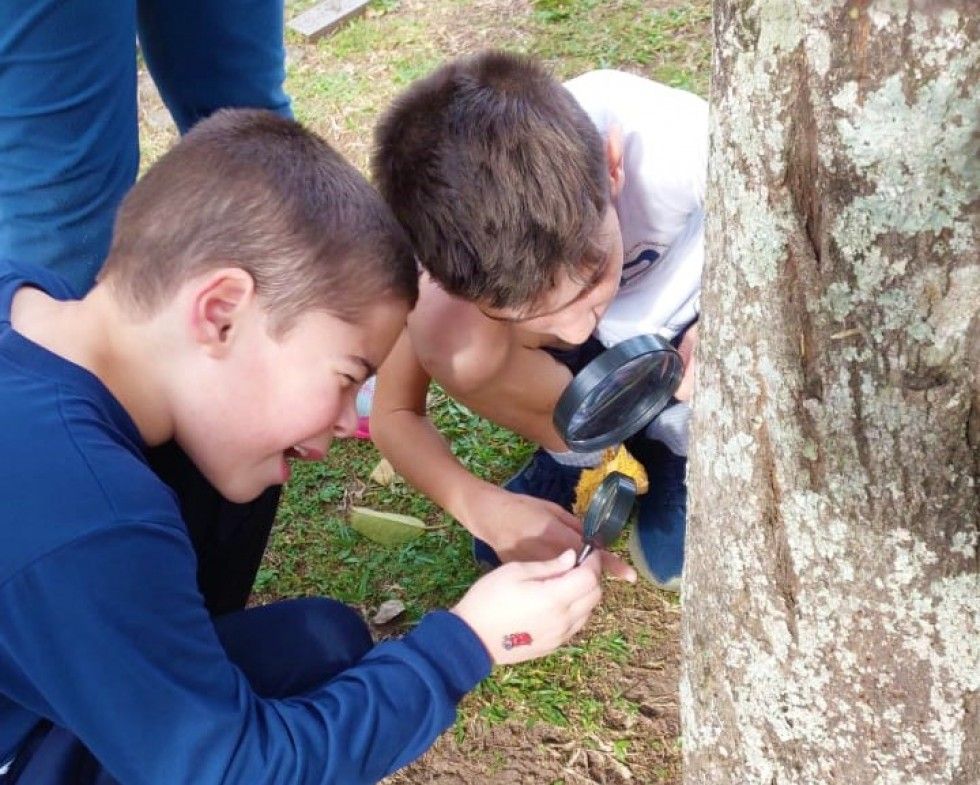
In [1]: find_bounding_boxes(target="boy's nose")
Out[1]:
[333,396,359,439]
[558,314,597,346]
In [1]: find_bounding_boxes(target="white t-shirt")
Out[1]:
[564,70,708,348]
[565,71,707,456]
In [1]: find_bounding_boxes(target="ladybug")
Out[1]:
[502,632,533,650]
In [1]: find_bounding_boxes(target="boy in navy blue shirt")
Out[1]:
[0,110,604,785]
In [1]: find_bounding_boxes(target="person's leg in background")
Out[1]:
[625,323,695,592]
[136,0,292,133]
[0,0,292,295]
[625,433,687,592]
[0,0,139,295]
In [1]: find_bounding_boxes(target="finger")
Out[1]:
[563,587,603,639]
[556,509,584,533]
[578,549,604,580]
[516,548,578,580]
[498,540,564,565]
[538,502,584,532]
[547,523,586,549]
[600,551,637,583]
[540,554,603,603]
[504,525,582,563]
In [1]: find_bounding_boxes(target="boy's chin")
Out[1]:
[226,485,273,504]
[211,475,274,504]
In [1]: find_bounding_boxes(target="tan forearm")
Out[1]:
[370,404,495,530]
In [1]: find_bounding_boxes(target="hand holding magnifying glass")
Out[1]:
[552,332,686,568]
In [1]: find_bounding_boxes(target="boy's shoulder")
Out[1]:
[0,267,183,583]
[407,275,515,394]
[0,367,181,559]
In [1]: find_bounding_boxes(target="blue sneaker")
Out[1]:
[472,449,584,569]
[627,438,687,592]
[503,449,582,510]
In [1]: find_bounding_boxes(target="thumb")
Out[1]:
[519,548,578,580]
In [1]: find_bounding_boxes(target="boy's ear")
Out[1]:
[605,124,625,198]
[189,268,256,357]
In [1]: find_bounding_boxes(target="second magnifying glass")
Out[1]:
[575,471,636,565]
[553,333,684,564]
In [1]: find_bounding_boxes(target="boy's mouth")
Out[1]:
[284,444,324,462]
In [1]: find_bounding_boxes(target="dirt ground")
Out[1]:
[387,580,681,785]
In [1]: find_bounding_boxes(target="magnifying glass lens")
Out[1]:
[583,480,619,540]
[567,352,678,444]
[577,472,636,566]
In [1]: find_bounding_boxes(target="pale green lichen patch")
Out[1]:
[950,531,978,560]
[710,116,789,288]
[804,25,830,77]
[831,19,976,249]
[822,281,854,322]
[754,0,802,62]
[705,500,979,781]
[928,265,980,355]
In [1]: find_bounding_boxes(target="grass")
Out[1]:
[277,0,711,171]
[529,0,711,91]
[137,0,709,780]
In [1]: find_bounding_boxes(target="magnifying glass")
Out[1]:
[575,472,636,565]
[554,333,684,453]
[553,333,683,563]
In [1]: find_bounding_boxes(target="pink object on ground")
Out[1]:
[353,377,375,440]
[354,416,371,441]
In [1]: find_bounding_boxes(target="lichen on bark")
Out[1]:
[684,2,979,783]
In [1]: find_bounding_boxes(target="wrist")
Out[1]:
[445,479,496,537]
[448,606,496,665]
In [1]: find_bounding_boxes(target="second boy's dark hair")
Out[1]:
[371,50,609,311]
[100,109,418,334]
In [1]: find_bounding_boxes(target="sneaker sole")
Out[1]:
[628,527,681,593]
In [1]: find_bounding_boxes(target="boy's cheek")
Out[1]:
[674,325,698,402]
[675,356,696,402]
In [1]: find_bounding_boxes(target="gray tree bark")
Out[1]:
[683,2,979,783]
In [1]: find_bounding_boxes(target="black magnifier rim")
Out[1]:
[581,471,636,548]
[554,333,684,452]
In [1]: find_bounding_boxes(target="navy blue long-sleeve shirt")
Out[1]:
[0,262,492,784]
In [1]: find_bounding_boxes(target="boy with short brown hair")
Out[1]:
[370,51,707,590]
[0,109,603,784]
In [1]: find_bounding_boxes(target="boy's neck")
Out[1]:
[10,283,175,445]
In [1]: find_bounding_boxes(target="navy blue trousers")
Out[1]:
[3,599,373,785]
[0,0,291,295]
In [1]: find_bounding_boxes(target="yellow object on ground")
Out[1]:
[572,445,649,516]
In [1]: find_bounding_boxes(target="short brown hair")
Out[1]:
[371,50,609,310]
[100,109,417,333]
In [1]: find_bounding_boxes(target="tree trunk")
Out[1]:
[683,2,979,783]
